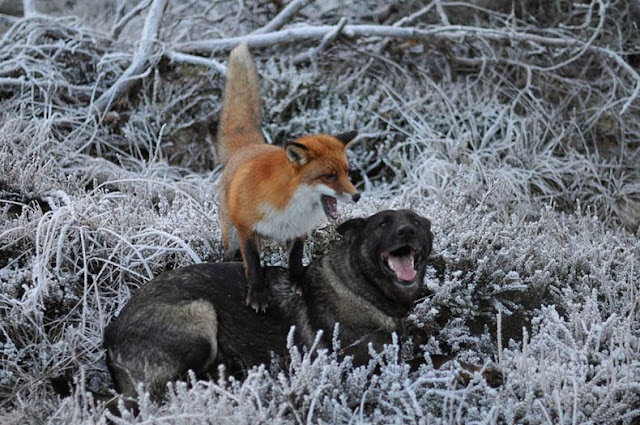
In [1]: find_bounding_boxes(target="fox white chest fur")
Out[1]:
[254,184,329,241]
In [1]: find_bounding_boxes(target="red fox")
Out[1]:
[217,43,360,311]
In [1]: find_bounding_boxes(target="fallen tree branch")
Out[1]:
[391,2,437,28]
[293,17,347,65]
[111,0,152,40]
[251,0,313,35]
[174,22,640,113]
[165,50,226,75]
[22,0,35,17]
[434,0,450,26]
[92,0,168,116]
[0,76,99,94]
[175,24,576,53]
[0,13,18,24]
[591,45,640,114]
[0,76,25,86]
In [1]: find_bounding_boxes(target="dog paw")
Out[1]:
[246,287,270,312]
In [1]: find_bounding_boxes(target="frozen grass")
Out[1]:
[1,0,639,423]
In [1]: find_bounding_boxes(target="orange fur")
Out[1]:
[216,43,359,310]
[216,43,263,166]
[227,135,355,225]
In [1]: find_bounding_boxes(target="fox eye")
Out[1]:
[323,173,338,182]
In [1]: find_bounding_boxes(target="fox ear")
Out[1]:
[333,130,358,147]
[336,217,366,242]
[285,142,309,166]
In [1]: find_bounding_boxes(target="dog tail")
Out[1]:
[217,42,264,166]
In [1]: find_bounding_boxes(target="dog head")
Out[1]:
[337,209,433,310]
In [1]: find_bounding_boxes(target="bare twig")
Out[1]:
[251,0,313,35]
[0,76,98,94]
[293,17,347,65]
[111,0,152,40]
[114,0,127,21]
[22,0,35,17]
[0,13,19,24]
[376,1,436,55]
[92,0,168,116]
[593,45,640,114]
[391,1,437,27]
[0,76,25,86]
[165,50,227,75]
[434,0,450,26]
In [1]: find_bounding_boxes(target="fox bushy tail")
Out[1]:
[217,42,264,166]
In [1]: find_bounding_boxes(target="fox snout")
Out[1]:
[334,177,360,203]
[336,190,360,203]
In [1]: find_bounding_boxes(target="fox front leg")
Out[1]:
[241,236,270,312]
[288,237,306,294]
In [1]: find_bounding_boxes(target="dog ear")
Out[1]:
[421,217,431,232]
[285,142,309,165]
[337,217,366,241]
[421,217,433,255]
[333,130,358,147]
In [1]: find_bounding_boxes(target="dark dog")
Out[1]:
[104,210,435,400]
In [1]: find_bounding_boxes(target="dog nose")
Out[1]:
[352,193,361,202]
[396,225,416,238]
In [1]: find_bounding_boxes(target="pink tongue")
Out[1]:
[389,255,416,281]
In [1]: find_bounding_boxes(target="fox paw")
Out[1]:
[246,287,270,312]
[289,275,303,295]
[290,282,303,296]
[289,269,306,296]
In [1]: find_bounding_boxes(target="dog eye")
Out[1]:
[323,173,338,182]
[380,220,388,227]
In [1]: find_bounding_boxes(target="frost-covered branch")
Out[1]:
[175,22,640,112]
[175,24,575,53]
[434,0,450,26]
[165,50,227,75]
[251,0,313,35]
[0,13,18,24]
[292,17,347,65]
[92,0,168,116]
[22,0,35,17]
[111,0,152,40]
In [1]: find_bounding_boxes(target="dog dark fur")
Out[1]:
[104,209,434,400]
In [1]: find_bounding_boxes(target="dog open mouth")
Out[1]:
[321,195,339,220]
[381,246,419,284]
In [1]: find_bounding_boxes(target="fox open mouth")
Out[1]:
[381,246,420,284]
[321,195,339,220]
